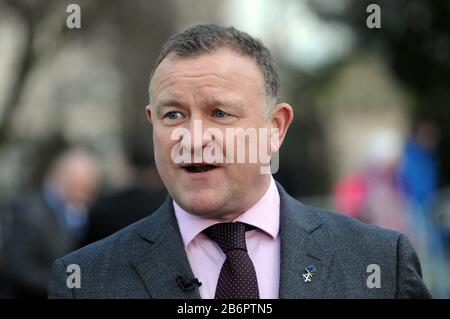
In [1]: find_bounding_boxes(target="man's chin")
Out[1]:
[178,195,228,217]
[184,203,222,216]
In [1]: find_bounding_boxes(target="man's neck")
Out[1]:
[211,175,273,222]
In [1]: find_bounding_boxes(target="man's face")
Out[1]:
[147,49,286,220]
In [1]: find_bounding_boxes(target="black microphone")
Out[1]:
[176,275,202,291]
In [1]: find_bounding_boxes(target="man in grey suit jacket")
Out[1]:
[48,24,431,299]
[48,183,430,298]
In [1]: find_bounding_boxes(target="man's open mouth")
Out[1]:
[181,163,219,173]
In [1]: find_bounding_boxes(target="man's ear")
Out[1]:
[270,103,294,151]
[145,105,153,124]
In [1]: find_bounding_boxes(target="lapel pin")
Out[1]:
[302,265,316,283]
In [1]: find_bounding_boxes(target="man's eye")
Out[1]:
[213,109,230,118]
[164,111,184,120]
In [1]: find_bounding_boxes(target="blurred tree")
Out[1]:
[0,0,175,145]
[0,0,58,142]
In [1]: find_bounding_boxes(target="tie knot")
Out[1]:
[203,222,254,254]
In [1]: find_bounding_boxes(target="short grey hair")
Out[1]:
[149,24,280,109]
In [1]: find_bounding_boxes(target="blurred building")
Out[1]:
[317,52,410,183]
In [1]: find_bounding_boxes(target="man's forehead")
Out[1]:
[149,55,265,109]
[150,49,264,90]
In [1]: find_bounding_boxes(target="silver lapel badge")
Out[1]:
[302,265,316,283]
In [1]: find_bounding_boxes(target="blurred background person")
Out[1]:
[82,139,166,245]
[397,118,448,298]
[334,130,411,237]
[333,171,367,221]
[362,131,411,236]
[398,119,439,218]
[0,144,99,298]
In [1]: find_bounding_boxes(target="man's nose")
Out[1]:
[179,117,215,153]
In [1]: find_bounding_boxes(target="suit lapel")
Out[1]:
[130,197,201,299]
[277,182,337,299]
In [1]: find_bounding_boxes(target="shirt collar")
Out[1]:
[174,176,280,248]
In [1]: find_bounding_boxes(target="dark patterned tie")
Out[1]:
[203,222,260,299]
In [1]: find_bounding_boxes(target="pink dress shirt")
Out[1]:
[173,177,280,299]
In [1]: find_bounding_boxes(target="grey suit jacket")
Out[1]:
[48,182,431,298]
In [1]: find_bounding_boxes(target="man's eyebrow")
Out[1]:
[155,98,185,109]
